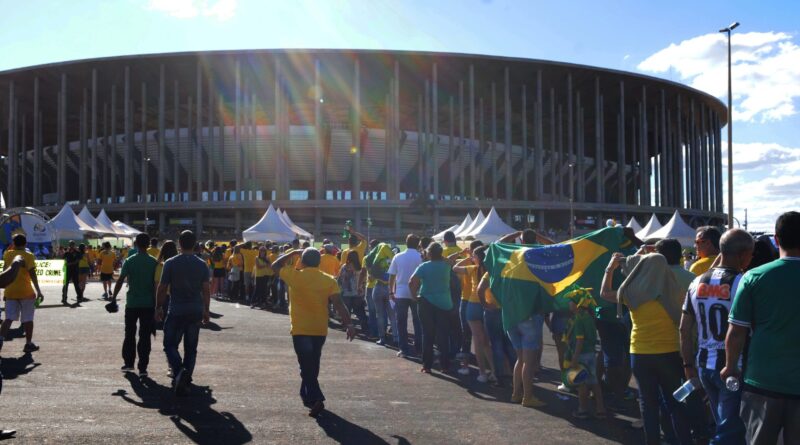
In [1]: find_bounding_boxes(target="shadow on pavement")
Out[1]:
[113,373,252,445]
[315,409,390,445]
[0,353,40,379]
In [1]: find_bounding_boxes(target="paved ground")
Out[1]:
[0,282,643,444]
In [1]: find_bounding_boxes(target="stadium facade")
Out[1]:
[0,49,727,238]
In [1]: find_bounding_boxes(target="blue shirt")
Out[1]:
[159,253,210,317]
[411,260,453,311]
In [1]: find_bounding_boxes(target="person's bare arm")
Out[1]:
[346,227,367,242]
[0,256,24,288]
[446,248,469,265]
[271,250,301,274]
[452,257,472,274]
[388,274,397,300]
[154,283,169,321]
[497,231,523,244]
[409,275,421,300]
[477,274,489,306]
[600,253,623,302]
[720,324,748,381]
[330,293,355,341]
[679,312,698,380]
[28,266,44,300]
[111,272,128,302]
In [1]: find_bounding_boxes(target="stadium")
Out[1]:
[0,49,727,239]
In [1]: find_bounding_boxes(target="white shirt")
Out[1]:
[387,248,422,299]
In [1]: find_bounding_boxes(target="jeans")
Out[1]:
[630,352,693,445]
[394,298,421,355]
[292,335,326,406]
[484,308,516,377]
[371,284,396,343]
[699,368,746,445]
[365,288,378,337]
[342,295,368,332]
[252,276,270,307]
[62,272,83,300]
[122,307,154,372]
[447,306,463,361]
[418,298,450,371]
[740,389,800,445]
[163,312,201,378]
[459,300,472,354]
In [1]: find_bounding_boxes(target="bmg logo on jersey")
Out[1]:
[697,283,731,300]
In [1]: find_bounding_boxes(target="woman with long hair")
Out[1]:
[337,251,368,334]
[452,245,497,384]
[409,242,453,374]
[251,246,272,309]
[210,246,226,298]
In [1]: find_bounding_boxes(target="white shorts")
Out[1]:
[5,299,35,323]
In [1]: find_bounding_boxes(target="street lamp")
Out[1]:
[719,21,739,229]
[143,156,151,232]
[568,162,575,238]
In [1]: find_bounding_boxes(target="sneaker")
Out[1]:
[308,400,325,418]
[102,292,108,299]
[121,365,134,372]
[23,342,39,353]
[510,393,523,404]
[375,338,386,346]
[396,351,406,358]
[477,373,489,383]
[166,369,174,378]
[173,368,186,395]
[138,370,148,378]
[457,366,470,376]
[630,419,643,429]
[521,396,546,408]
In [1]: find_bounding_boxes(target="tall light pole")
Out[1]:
[568,162,575,238]
[720,21,739,229]
[143,156,151,232]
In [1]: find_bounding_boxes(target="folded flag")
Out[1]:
[485,227,626,330]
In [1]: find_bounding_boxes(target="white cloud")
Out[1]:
[146,0,236,21]
[721,141,800,231]
[623,54,630,61]
[638,31,800,123]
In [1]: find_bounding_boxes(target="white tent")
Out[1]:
[626,217,644,234]
[461,207,517,244]
[279,209,313,239]
[457,210,485,240]
[96,209,134,237]
[242,205,297,243]
[432,224,460,242]
[47,204,98,241]
[646,210,697,247]
[78,206,117,236]
[636,214,663,240]
[112,220,142,237]
[450,214,474,237]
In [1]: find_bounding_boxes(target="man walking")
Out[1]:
[388,234,423,357]
[99,242,116,300]
[1,234,45,353]
[111,233,157,377]
[723,211,800,444]
[155,230,211,396]
[680,229,753,444]
[62,241,84,304]
[272,247,354,417]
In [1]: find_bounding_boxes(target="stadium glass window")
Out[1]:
[344,191,352,200]
[290,190,309,201]
[326,190,334,200]
[399,192,407,200]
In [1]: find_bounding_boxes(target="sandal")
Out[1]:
[572,411,590,420]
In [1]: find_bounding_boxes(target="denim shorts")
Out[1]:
[465,301,484,322]
[506,314,544,351]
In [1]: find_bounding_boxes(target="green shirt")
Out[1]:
[411,260,453,311]
[569,311,597,357]
[119,252,158,309]
[729,258,800,396]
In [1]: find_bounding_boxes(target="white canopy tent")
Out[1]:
[96,209,135,237]
[112,220,142,237]
[457,211,485,240]
[77,206,118,237]
[278,209,313,239]
[461,207,517,244]
[636,214,663,240]
[242,205,297,243]
[47,204,98,241]
[646,210,697,247]
[626,217,644,234]
[432,224,460,242]
[449,214,473,238]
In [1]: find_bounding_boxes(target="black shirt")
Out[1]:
[64,250,82,273]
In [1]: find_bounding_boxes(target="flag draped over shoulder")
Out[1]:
[486,227,627,331]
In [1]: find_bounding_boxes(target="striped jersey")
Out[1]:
[682,267,743,371]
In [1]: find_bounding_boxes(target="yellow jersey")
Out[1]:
[280,266,341,336]
[3,248,36,300]
[99,250,116,274]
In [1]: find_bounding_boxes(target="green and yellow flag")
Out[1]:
[486,227,628,330]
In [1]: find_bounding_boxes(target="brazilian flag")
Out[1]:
[486,227,630,330]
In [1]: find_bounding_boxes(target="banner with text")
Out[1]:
[0,259,65,285]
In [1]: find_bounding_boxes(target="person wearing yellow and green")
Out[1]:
[690,226,721,276]
[1,234,46,354]
[363,241,396,346]
[272,247,354,417]
[146,238,160,259]
[240,242,258,304]
[447,239,484,376]
[99,242,117,300]
[251,247,273,309]
[563,287,607,420]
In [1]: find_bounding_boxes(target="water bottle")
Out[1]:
[673,377,701,402]
[725,376,740,392]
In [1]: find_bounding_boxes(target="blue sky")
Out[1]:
[2,0,798,231]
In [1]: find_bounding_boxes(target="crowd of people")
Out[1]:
[0,211,797,444]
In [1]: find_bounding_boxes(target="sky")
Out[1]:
[1,0,798,231]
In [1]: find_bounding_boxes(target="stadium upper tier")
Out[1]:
[0,49,726,234]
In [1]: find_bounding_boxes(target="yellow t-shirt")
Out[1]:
[319,254,340,277]
[223,248,233,264]
[689,255,717,276]
[79,253,89,268]
[99,250,116,274]
[228,253,244,270]
[480,272,499,307]
[147,247,160,259]
[254,258,272,278]
[442,245,462,258]
[462,265,481,303]
[628,300,679,354]
[3,249,36,300]
[340,241,367,267]
[86,249,96,264]
[241,249,258,274]
[280,267,341,336]
[212,259,226,269]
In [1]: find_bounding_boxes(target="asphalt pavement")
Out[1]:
[0,282,642,444]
